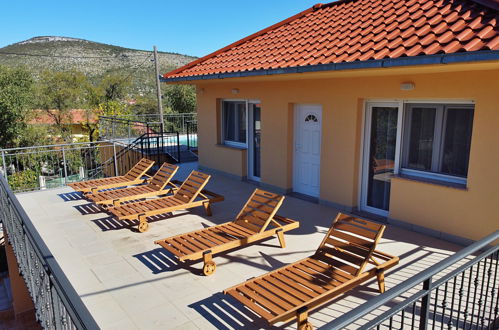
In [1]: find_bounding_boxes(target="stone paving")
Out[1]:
[15,162,467,329]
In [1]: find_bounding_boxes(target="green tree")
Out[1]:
[81,73,132,141]
[36,69,91,141]
[164,84,196,113]
[0,65,34,148]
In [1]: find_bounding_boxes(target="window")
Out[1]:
[222,100,247,146]
[401,103,474,183]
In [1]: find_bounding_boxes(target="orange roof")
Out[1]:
[164,0,499,81]
[29,109,98,125]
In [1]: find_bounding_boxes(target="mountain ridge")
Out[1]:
[0,36,197,93]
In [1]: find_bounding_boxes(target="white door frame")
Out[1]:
[247,100,261,181]
[359,101,403,216]
[293,104,322,197]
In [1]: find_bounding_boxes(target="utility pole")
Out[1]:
[153,45,165,132]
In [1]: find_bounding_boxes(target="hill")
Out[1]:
[0,36,196,93]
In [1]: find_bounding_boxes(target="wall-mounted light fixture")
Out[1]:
[231,88,240,95]
[400,82,415,91]
[198,87,205,95]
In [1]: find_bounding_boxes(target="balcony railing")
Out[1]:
[99,113,197,140]
[0,174,98,329]
[322,230,499,329]
[0,140,137,193]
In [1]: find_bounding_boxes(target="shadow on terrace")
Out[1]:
[6,161,497,329]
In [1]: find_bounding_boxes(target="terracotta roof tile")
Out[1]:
[164,0,499,80]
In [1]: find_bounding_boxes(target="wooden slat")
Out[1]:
[236,286,286,315]
[279,269,327,295]
[245,282,294,310]
[334,221,377,240]
[256,278,303,306]
[292,263,344,288]
[226,289,276,320]
[180,235,207,251]
[227,223,256,235]
[314,253,358,275]
[330,229,373,248]
[338,215,384,232]
[321,246,365,267]
[204,227,232,243]
[196,230,227,245]
[156,241,185,257]
[247,200,275,214]
[167,238,195,255]
[221,224,252,237]
[267,272,319,299]
[187,233,216,249]
[287,265,335,291]
[266,274,312,301]
[305,258,354,281]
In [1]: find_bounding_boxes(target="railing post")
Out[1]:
[419,277,432,330]
[187,121,191,150]
[62,147,68,185]
[176,132,181,163]
[1,149,7,182]
[113,142,118,176]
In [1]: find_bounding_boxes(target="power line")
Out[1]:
[117,52,154,84]
[0,51,152,59]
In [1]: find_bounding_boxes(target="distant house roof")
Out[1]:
[163,0,499,82]
[29,109,98,125]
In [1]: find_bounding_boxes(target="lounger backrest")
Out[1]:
[123,158,155,180]
[147,163,179,191]
[233,189,284,233]
[173,171,211,203]
[315,213,385,276]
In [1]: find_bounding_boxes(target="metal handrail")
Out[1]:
[0,174,99,329]
[321,230,499,329]
[0,139,132,154]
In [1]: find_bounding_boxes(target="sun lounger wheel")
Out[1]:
[203,261,216,276]
[299,322,313,330]
[138,222,149,233]
[138,215,149,233]
[202,250,216,275]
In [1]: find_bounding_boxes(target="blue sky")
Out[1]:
[0,1,321,57]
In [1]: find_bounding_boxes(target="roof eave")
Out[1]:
[160,50,499,83]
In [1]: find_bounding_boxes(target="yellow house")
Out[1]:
[163,0,499,242]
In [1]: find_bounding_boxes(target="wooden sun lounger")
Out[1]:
[68,158,154,194]
[108,170,224,232]
[154,189,299,276]
[224,213,399,329]
[86,163,179,207]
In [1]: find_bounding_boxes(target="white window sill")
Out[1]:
[395,174,467,190]
[216,143,247,150]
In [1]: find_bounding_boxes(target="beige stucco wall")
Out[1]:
[193,64,499,241]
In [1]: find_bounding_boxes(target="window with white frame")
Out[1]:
[222,100,247,146]
[401,103,474,182]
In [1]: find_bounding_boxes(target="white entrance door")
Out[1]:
[293,104,322,197]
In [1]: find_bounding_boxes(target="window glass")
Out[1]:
[441,108,474,177]
[406,107,436,171]
[402,104,474,182]
[222,101,246,144]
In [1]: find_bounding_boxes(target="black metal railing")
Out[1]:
[0,174,98,329]
[186,120,198,151]
[137,131,181,164]
[322,230,499,329]
[99,116,162,140]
